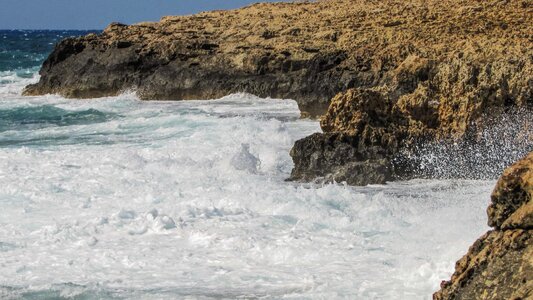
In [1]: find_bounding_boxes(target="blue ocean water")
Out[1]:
[0,31,493,299]
[0,30,97,72]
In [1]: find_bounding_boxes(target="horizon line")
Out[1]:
[0,28,102,31]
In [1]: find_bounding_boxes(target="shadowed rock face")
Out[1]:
[433,152,533,300]
[289,132,393,185]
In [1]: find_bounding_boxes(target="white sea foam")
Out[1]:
[0,79,492,299]
[0,70,40,96]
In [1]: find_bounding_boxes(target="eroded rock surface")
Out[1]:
[25,0,532,118]
[434,152,533,300]
[24,0,532,183]
[289,54,532,183]
[288,0,532,184]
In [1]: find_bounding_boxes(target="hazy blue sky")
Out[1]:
[0,0,285,30]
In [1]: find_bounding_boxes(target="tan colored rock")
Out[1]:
[24,0,533,119]
[434,152,533,300]
[489,152,533,230]
[502,201,533,230]
[294,40,531,183]
[321,55,532,139]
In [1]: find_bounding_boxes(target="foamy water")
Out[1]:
[0,71,492,299]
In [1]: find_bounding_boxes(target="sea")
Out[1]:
[0,30,493,299]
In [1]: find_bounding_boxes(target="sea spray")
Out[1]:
[394,108,533,180]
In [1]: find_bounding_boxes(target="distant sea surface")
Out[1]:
[0,30,97,72]
[0,30,492,299]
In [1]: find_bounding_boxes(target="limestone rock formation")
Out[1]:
[288,0,532,184]
[289,53,533,183]
[24,0,532,184]
[25,0,532,118]
[433,152,533,300]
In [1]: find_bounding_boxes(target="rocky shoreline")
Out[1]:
[22,0,533,297]
[24,0,532,185]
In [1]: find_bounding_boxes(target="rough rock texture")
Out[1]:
[24,0,532,118]
[287,0,532,184]
[290,54,532,183]
[434,152,533,300]
[24,0,532,184]
[290,132,393,185]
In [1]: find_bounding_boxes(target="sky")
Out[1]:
[0,0,286,30]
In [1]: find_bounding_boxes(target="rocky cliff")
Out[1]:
[434,152,533,300]
[25,0,532,184]
[287,1,532,185]
[289,53,532,184]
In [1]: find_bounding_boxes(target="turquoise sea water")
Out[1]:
[0,31,493,299]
